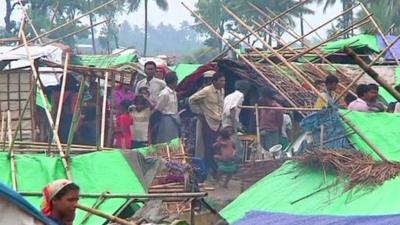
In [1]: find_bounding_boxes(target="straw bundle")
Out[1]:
[294,149,400,189]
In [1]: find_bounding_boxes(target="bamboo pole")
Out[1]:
[107,74,115,147]
[79,191,109,225]
[96,76,101,151]
[54,53,70,136]
[286,16,371,63]
[43,20,109,46]
[223,6,390,163]
[182,3,298,109]
[278,4,360,52]
[254,104,261,155]
[20,30,71,179]
[335,34,400,102]
[20,192,208,199]
[223,5,323,100]
[15,0,119,48]
[251,3,356,96]
[66,75,87,159]
[344,47,400,101]
[100,72,109,148]
[17,0,43,44]
[1,112,5,143]
[76,204,137,225]
[229,31,302,87]
[7,110,17,190]
[239,105,320,111]
[359,2,400,65]
[210,0,312,61]
[7,110,12,148]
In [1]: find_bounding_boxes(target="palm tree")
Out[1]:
[358,0,400,34]
[127,0,169,56]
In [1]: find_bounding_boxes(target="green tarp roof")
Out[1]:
[322,34,380,54]
[173,64,202,82]
[71,54,137,69]
[221,111,400,223]
[0,150,145,225]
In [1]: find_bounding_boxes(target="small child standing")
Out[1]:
[213,128,238,188]
[130,95,154,148]
[114,100,134,149]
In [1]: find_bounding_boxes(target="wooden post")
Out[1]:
[344,47,400,101]
[54,53,70,136]
[107,74,116,147]
[182,3,298,109]
[7,110,12,148]
[100,72,109,148]
[76,204,137,225]
[1,112,5,143]
[209,0,312,61]
[20,30,71,179]
[254,104,261,156]
[319,125,324,151]
[30,73,37,142]
[66,75,87,158]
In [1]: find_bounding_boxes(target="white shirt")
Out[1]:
[131,108,151,142]
[223,90,244,122]
[281,114,292,138]
[135,77,166,101]
[156,86,178,115]
[348,98,369,112]
[395,102,400,113]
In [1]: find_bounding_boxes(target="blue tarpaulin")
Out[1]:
[233,211,400,225]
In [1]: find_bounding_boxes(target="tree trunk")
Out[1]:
[143,0,148,56]
[88,0,97,54]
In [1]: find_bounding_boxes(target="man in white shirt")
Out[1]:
[222,80,250,129]
[348,84,371,112]
[135,61,166,101]
[152,72,180,144]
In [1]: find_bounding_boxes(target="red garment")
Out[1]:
[114,113,134,149]
[259,101,283,132]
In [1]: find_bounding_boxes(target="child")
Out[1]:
[130,95,153,148]
[213,128,238,188]
[114,100,134,149]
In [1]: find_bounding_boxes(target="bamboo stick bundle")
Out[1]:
[76,204,137,225]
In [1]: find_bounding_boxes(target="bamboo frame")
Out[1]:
[20,30,71,179]
[210,0,312,61]
[1,112,5,143]
[107,74,116,147]
[7,110,12,148]
[359,2,400,65]
[254,104,261,155]
[54,53,70,137]
[96,76,101,151]
[335,34,400,102]
[250,3,356,95]
[20,192,208,199]
[101,72,109,148]
[80,191,109,225]
[239,105,320,111]
[181,3,298,109]
[17,0,42,44]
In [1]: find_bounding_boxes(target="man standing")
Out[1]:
[153,72,180,144]
[189,72,226,176]
[367,83,386,112]
[136,61,166,101]
[348,84,371,112]
[314,75,339,109]
[258,88,284,152]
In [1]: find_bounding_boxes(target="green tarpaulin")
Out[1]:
[0,150,145,225]
[173,64,202,82]
[71,54,137,69]
[378,67,400,103]
[322,34,380,54]
[221,111,400,223]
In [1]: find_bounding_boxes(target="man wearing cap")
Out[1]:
[41,179,80,225]
[189,71,226,177]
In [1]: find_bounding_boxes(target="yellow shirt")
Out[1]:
[314,92,336,109]
[189,85,224,131]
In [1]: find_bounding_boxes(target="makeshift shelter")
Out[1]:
[221,111,400,224]
[0,182,52,225]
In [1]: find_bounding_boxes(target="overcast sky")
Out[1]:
[0,0,341,39]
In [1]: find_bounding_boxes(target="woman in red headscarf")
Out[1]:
[155,65,169,80]
[41,179,80,225]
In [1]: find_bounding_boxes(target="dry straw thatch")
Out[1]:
[294,149,400,190]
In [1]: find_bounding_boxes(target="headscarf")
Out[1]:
[156,65,169,79]
[41,179,73,216]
